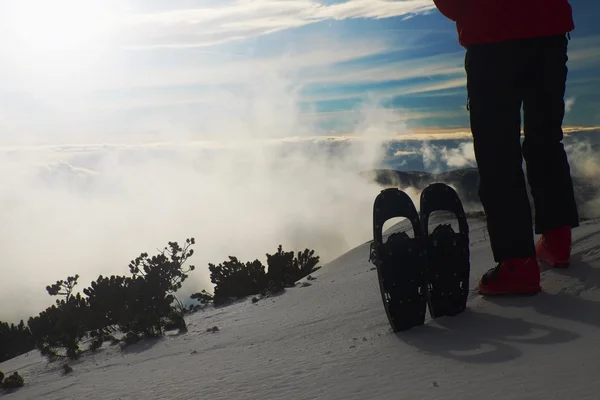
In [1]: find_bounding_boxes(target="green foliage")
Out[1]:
[46,275,80,299]
[83,275,128,333]
[207,245,321,305]
[1,371,24,389]
[208,257,268,305]
[264,279,285,296]
[190,290,213,304]
[0,370,4,383]
[188,290,214,312]
[28,275,89,360]
[190,289,213,303]
[27,238,196,360]
[118,239,195,337]
[20,237,319,368]
[266,246,320,287]
[0,320,34,363]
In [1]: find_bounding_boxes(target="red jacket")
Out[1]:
[433,0,575,47]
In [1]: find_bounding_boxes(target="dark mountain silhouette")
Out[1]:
[363,167,600,220]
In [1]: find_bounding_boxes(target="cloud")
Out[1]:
[420,140,476,172]
[0,0,467,145]
[0,34,393,92]
[563,139,600,219]
[0,87,413,323]
[393,150,418,156]
[0,57,353,144]
[304,51,464,86]
[296,106,465,131]
[565,96,576,113]
[567,35,600,72]
[121,0,436,49]
[394,76,466,96]
[0,33,466,144]
[566,139,600,180]
[442,141,476,168]
[301,71,466,104]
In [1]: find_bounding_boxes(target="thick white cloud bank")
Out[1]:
[2,126,599,325]
[0,101,411,323]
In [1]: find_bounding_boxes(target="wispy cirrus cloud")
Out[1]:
[120,0,436,48]
[1,0,598,145]
[567,34,600,70]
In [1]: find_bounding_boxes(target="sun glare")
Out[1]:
[1,0,123,91]
[7,0,117,54]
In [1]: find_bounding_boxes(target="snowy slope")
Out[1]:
[3,216,600,400]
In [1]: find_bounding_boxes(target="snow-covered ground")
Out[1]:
[3,215,600,400]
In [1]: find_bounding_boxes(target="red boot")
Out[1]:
[536,226,571,268]
[478,256,541,296]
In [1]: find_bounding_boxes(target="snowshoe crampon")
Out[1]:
[372,188,427,332]
[420,183,470,319]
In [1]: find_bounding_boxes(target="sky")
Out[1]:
[0,0,599,323]
[1,0,599,146]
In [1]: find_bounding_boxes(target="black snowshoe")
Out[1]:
[370,183,470,332]
[371,188,427,332]
[420,183,470,319]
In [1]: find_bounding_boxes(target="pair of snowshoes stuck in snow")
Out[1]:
[369,183,470,332]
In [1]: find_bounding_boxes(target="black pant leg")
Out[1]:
[466,41,535,262]
[522,34,580,234]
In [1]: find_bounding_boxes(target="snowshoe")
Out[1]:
[419,183,470,319]
[371,188,427,332]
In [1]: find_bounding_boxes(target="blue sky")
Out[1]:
[0,0,599,145]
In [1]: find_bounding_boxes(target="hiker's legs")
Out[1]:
[522,34,580,234]
[466,40,534,262]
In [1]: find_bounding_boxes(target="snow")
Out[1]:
[3,216,600,399]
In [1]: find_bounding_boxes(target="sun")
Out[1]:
[2,0,122,89]
[6,0,118,54]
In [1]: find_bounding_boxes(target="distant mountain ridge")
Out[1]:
[363,167,600,220]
